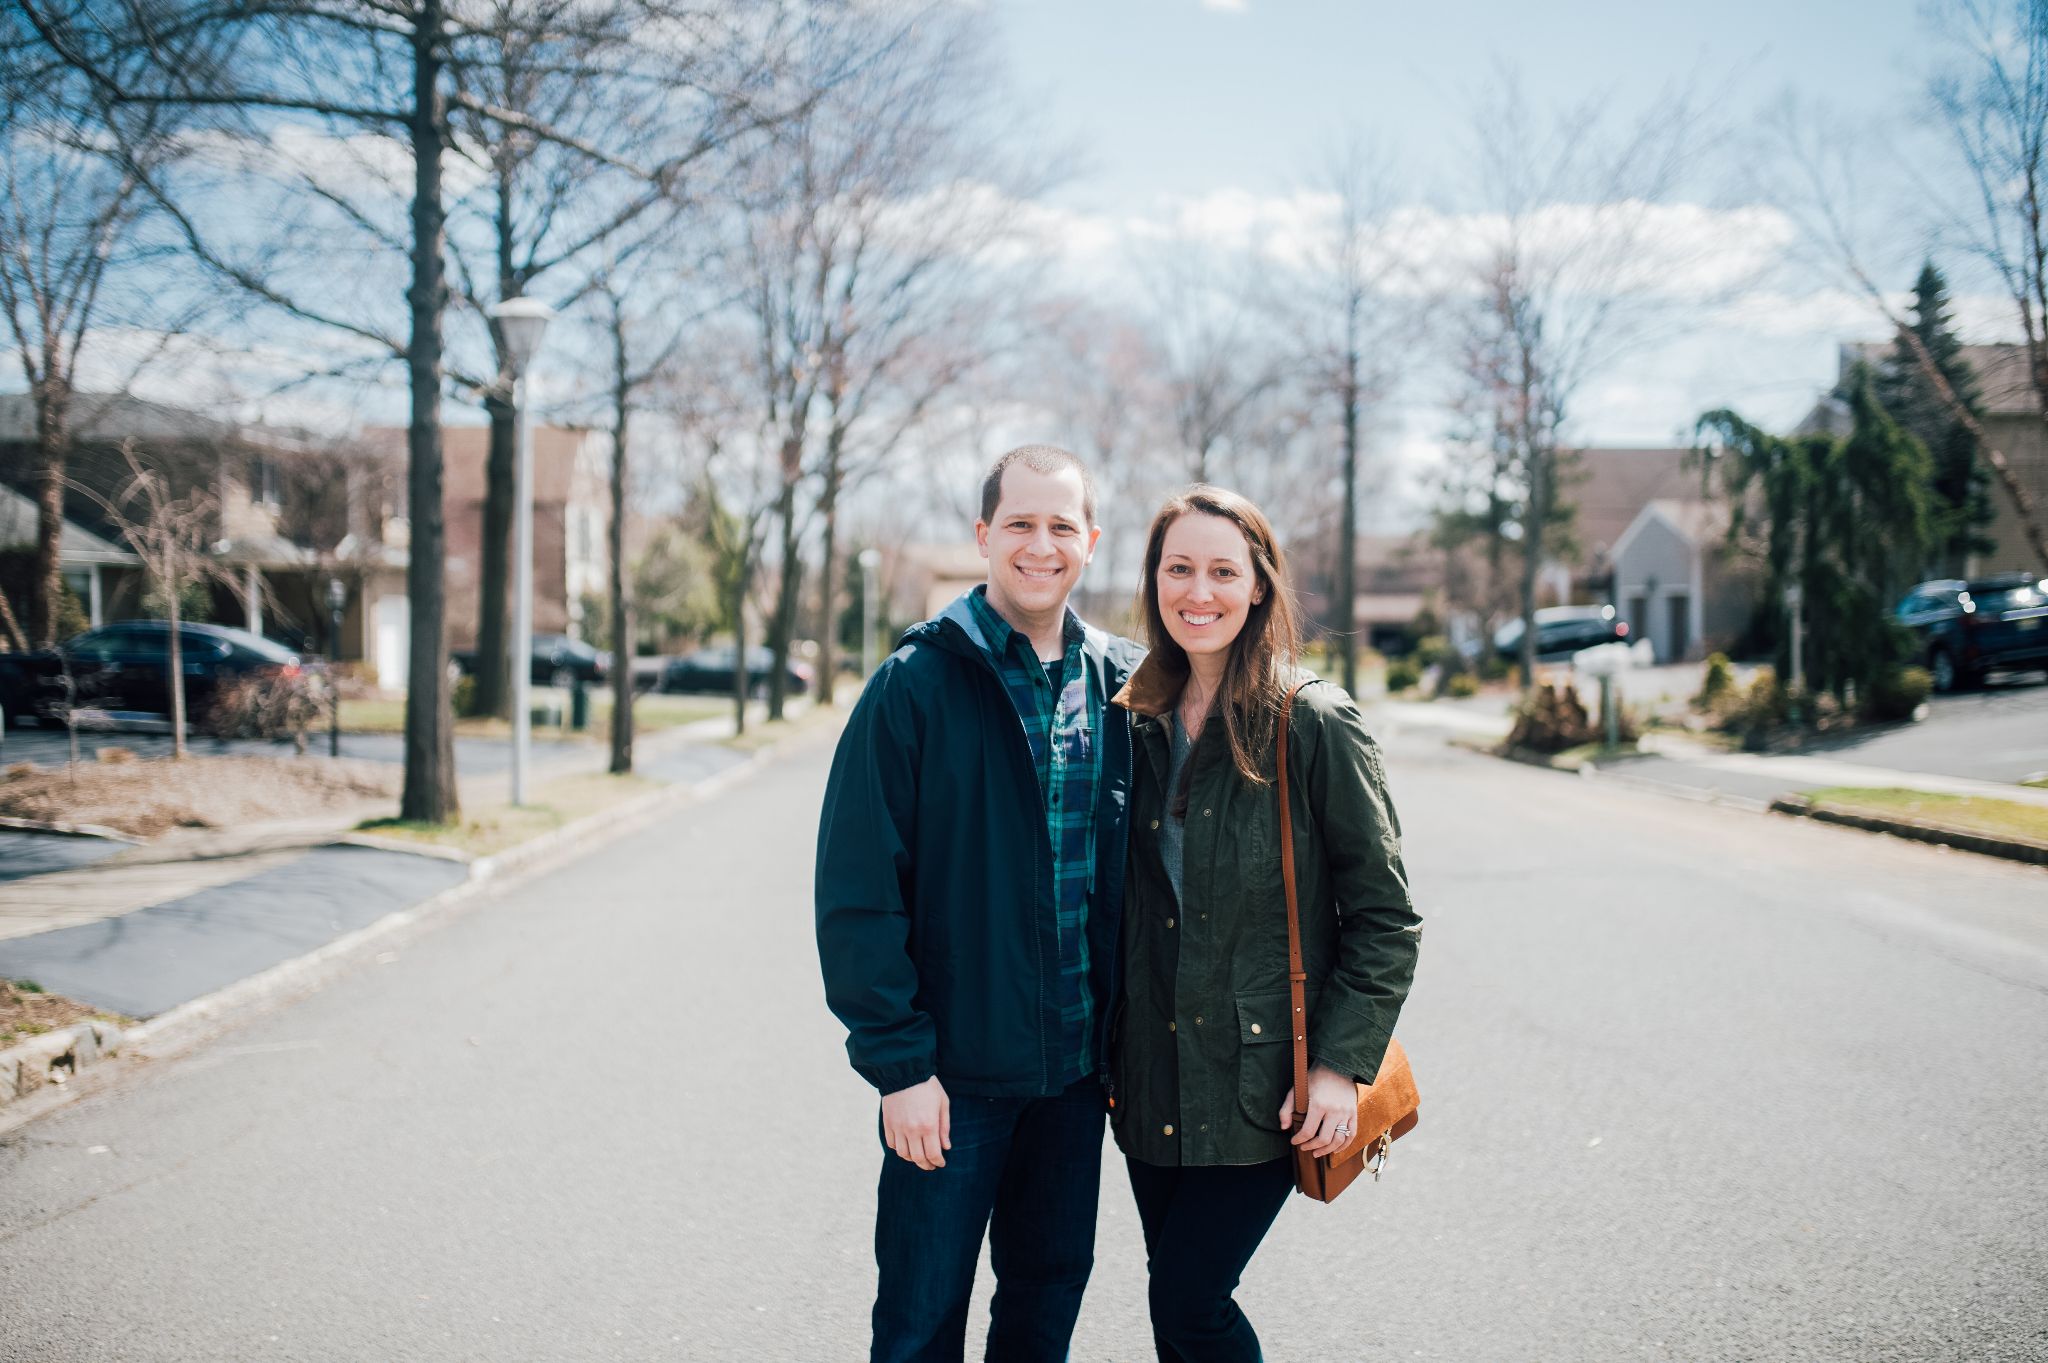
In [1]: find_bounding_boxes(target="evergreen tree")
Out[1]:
[1695,364,1935,707]
[1876,263,1996,574]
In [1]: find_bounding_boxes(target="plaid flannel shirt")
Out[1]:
[965,586,1104,1085]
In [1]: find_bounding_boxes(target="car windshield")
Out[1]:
[1974,584,2043,612]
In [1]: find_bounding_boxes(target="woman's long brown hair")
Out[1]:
[1138,484,1302,786]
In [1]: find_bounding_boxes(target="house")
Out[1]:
[0,479,141,633]
[1607,499,1762,662]
[388,423,612,652]
[0,394,409,662]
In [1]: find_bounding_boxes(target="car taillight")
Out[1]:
[1614,621,1630,637]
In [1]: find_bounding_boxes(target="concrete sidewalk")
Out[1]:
[0,710,766,1019]
[1367,697,2048,808]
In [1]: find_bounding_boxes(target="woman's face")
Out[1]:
[1156,511,1264,667]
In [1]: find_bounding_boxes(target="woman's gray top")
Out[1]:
[1161,713,1194,908]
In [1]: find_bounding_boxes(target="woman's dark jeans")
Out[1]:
[871,1076,1105,1363]
[1124,1156,1295,1363]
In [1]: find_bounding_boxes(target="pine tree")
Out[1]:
[1876,263,1995,575]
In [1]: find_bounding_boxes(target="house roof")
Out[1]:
[1570,448,1710,562]
[0,480,138,564]
[1837,340,2038,418]
[0,391,320,453]
[1612,498,1734,564]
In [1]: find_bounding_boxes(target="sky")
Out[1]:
[979,0,1991,525]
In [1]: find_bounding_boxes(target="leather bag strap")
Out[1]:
[1277,679,1315,1126]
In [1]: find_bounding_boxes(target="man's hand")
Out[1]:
[881,1076,951,1171]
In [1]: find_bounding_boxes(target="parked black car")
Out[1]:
[12,620,307,725]
[1492,605,1631,662]
[1895,574,2048,692]
[452,632,611,688]
[659,644,811,697]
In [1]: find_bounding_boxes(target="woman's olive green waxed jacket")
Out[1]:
[1107,656,1421,1167]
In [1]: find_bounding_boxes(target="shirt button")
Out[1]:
[1163,1124,1174,1136]
[1250,1023,1262,1035]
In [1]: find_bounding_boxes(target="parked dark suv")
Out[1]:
[28,620,307,724]
[452,632,611,689]
[1492,605,1631,663]
[1895,574,2048,692]
[659,645,811,697]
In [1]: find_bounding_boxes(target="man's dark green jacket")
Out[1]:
[815,593,1146,1098]
[1110,658,1422,1167]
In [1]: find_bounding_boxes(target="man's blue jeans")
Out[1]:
[871,1075,1104,1363]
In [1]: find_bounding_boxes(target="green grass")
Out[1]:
[357,770,660,858]
[2025,775,2048,791]
[340,691,726,740]
[1804,788,2048,845]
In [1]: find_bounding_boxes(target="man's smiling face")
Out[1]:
[976,463,1101,632]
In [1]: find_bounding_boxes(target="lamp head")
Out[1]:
[490,295,555,372]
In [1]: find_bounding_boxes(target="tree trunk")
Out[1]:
[608,341,633,775]
[815,423,845,708]
[400,0,458,824]
[1336,346,1359,695]
[30,379,70,648]
[473,384,515,717]
[730,551,750,736]
[166,555,187,759]
[765,437,802,723]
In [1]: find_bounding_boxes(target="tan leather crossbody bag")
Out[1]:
[1277,681,1420,1202]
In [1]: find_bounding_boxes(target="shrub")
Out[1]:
[1478,652,1511,683]
[208,670,331,753]
[452,673,478,717]
[1861,664,1931,723]
[1694,652,1735,712]
[1414,635,1454,670]
[1507,682,1595,753]
[1716,666,1794,744]
[1445,672,1480,698]
[1385,658,1420,693]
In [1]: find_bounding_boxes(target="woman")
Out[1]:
[1108,485,1421,1360]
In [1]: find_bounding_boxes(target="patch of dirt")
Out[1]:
[0,981,113,1049]
[0,754,400,839]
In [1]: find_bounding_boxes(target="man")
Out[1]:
[816,445,1145,1362]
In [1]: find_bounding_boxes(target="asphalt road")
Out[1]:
[3,725,2046,1361]
[1797,673,2048,785]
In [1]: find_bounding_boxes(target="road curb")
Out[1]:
[0,814,145,843]
[0,713,844,1136]
[1769,794,2048,868]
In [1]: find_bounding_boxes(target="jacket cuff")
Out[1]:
[859,1061,938,1095]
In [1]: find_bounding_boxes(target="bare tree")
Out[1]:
[1925,0,2048,569]
[77,442,234,757]
[14,0,812,820]
[1276,136,1408,692]
[730,4,1045,717]
[1462,75,1716,686]
[0,16,187,647]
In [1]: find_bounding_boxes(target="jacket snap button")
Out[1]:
[1250,1023,1261,1035]
[1163,1124,1174,1136]
[1166,917,1175,928]
[1150,819,1160,830]
[1168,1021,1176,1032]
[1194,1015,1203,1025]
[1202,808,1212,817]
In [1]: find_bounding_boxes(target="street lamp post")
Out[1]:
[327,576,346,759]
[858,547,881,682]
[489,294,555,807]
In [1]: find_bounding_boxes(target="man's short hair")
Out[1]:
[979,444,1097,528]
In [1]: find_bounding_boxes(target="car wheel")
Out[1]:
[1928,647,1959,694]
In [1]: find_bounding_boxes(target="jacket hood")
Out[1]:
[903,590,1143,680]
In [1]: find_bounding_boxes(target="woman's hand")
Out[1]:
[1279,1063,1360,1159]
